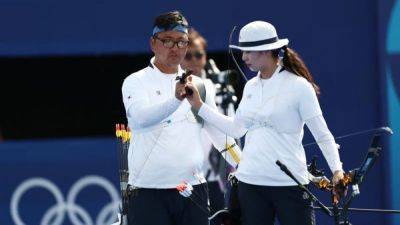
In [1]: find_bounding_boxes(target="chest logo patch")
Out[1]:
[156,90,161,96]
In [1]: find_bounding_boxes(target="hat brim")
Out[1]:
[229,39,289,51]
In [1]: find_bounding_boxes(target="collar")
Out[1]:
[148,57,183,79]
[256,65,283,83]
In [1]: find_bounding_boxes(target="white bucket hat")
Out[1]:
[229,21,289,51]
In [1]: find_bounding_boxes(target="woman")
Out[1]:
[185,21,344,225]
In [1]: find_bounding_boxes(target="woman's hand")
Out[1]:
[332,170,344,185]
[332,170,347,200]
[185,76,203,110]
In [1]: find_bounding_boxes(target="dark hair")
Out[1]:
[188,28,207,49]
[153,10,188,30]
[272,47,320,95]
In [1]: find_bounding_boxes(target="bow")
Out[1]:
[277,129,400,225]
[228,26,248,82]
[303,126,393,147]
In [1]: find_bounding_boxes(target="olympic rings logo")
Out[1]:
[10,175,120,225]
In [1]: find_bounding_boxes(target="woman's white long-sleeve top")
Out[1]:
[198,65,343,186]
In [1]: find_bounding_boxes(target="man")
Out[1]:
[121,11,241,225]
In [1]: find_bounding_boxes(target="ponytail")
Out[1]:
[281,46,320,95]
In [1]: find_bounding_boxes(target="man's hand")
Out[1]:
[185,76,203,110]
[175,81,187,101]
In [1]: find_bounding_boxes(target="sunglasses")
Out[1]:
[185,51,205,60]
